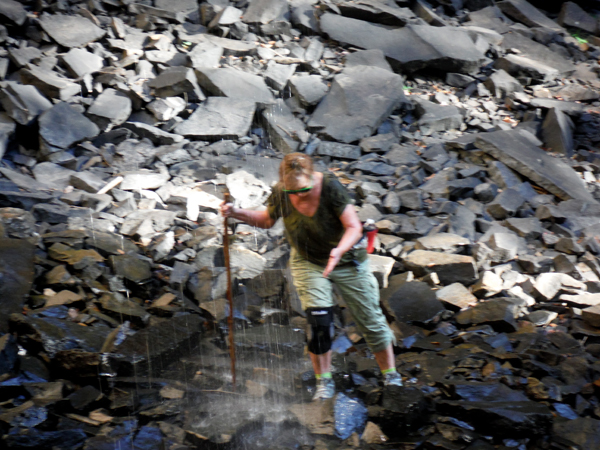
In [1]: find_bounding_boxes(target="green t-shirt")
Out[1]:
[267,172,367,267]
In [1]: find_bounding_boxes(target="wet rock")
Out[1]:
[455,298,519,331]
[318,142,361,160]
[414,98,463,135]
[3,429,87,449]
[437,399,553,437]
[308,65,406,143]
[335,393,368,440]
[0,238,35,334]
[320,15,485,74]
[109,255,152,283]
[108,314,203,376]
[262,99,309,154]
[475,130,596,203]
[87,89,133,131]
[382,280,446,324]
[0,82,53,126]
[541,107,574,157]
[39,102,100,155]
[553,417,600,448]
[0,208,36,239]
[370,387,428,436]
[195,68,274,105]
[175,97,255,140]
[404,250,477,285]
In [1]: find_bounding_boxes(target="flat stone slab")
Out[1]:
[497,0,564,32]
[61,48,104,78]
[20,65,80,102]
[174,97,255,140]
[436,283,477,311]
[87,88,132,130]
[39,102,100,153]
[39,14,106,48]
[474,129,596,203]
[0,82,52,126]
[0,238,34,333]
[404,250,477,285]
[195,68,274,105]
[320,14,485,74]
[0,0,27,25]
[308,65,406,143]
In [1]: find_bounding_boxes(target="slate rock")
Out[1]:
[372,387,428,436]
[404,250,477,285]
[39,102,100,154]
[414,98,463,135]
[148,67,205,100]
[505,217,543,239]
[318,142,361,160]
[61,48,104,78]
[486,188,525,220]
[20,65,80,102]
[0,82,53,126]
[97,293,150,328]
[121,122,183,146]
[344,49,393,72]
[188,40,223,70]
[541,107,574,157]
[0,0,27,25]
[87,89,133,131]
[446,73,475,88]
[264,62,296,91]
[475,130,596,203]
[436,283,477,311]
[195,68,274,105]
[0,239,34,334]
[39,14,106,48]
[360,133,398,154]
[4,429,87,450]
[320,14,485,74]
[243,0,288,24]
[263,99,309,154]
[107,314,204,376]
[497,0,564,32]
[474,183,498,203]
[289,75,328,106]
[483,69,523,98]
[175,97,255,140]
[109,255,152,283]
[397,190,423,210]
[455,298,518,331]
[552,417,600,449]
[308,66,406,143]
[557,2,598,33]
[415,233,470,253]
[382,281,446,324]
[0,114,14,160]
[32,162,76,190]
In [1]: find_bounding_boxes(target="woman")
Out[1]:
[221,153,402,400]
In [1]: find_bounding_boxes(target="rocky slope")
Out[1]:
[2,0,600,449]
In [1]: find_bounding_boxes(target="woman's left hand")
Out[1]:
[323,247,343,278]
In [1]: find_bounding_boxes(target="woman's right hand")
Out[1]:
[220,202,236,218]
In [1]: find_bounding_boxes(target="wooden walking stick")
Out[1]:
[223,191,236,390]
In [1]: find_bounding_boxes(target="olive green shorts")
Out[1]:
[289,249,394,353]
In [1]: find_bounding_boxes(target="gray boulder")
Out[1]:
[61,48,104,78]
[497,0,564,32]
[39,14,106,48]
[557,2,598,34]
[0,82,52,126]
[0,0,27,25]
[195,68,274,105]
[87,89,132,131]
[39,102,100,155]
[308,65,407,143]
[541,108,574,157]
[414,98,463,135]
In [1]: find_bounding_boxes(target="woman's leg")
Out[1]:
[310,351,332,375]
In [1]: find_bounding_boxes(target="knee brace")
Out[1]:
[306,307,335,355]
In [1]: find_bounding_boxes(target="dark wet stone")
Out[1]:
[4,428,87,449]
[334,393,368,440]
[455,298,518,332]
[0,333,18,376]
[497,0,564,32]
[97,293,150,328]
[542,107,574,157]
[0,238,34,334]
[109,255,152,283]
[369,387,428,436]
[442,381,529,402]
[107,314,204,377]
[553,417,600,448]
[9,312,110,358]
[53,350,101,380]
[48,243,104,269]
[67,384,105,412]
[262,99,309,154]
[39,14,106,48]
[382,280,446,324]
[235,324,305,358]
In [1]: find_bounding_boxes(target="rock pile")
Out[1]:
[2,0,600,448]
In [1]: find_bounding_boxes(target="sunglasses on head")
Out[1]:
[282,185,313,194]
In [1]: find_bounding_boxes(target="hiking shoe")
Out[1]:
[383,371,403,387]
[312,378,335,401]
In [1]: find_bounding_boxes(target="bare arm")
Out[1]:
[322,204,363,278]
[221,203,276,229]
